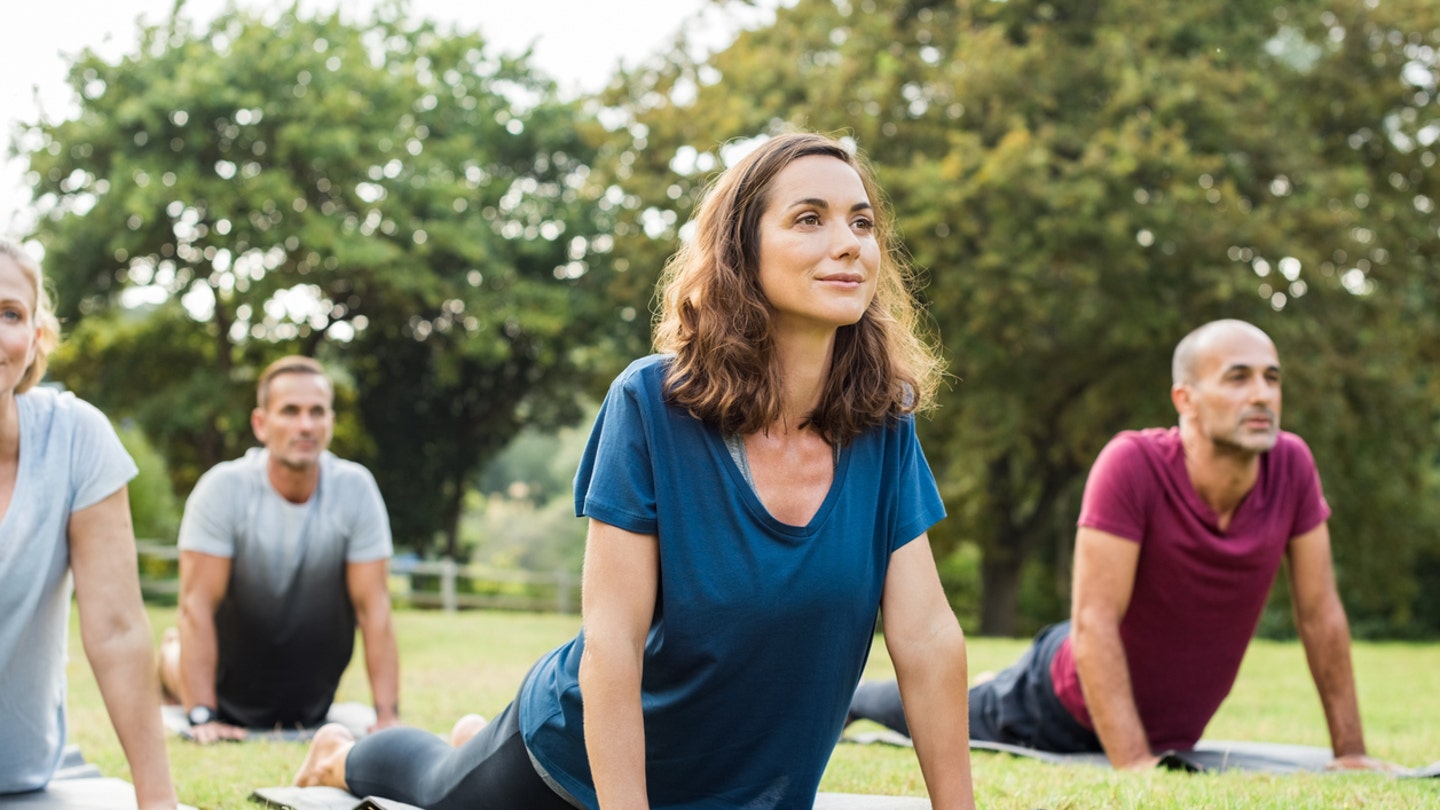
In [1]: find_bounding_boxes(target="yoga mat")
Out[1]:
[251,786,423,810]
[0,748,197,809]
[846,731,1440,777]
[251,786,931,809]
[1,777,148,809]
[163,702,377,742]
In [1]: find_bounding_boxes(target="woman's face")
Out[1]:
[0,256,40,397]
[754,155,880,341]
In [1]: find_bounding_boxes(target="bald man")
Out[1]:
[850,320,1393,771]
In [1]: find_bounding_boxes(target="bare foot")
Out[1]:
[157,628,182,705]
[294,724,356,789]
[449,713,488,747]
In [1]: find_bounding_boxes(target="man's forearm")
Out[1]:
[178,605,221,710]
[1072,624,1155,768]
[1298,602,1366,756]
[364,624,401,723]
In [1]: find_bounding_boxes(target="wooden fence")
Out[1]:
[135,541,579,614]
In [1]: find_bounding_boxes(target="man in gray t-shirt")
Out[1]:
[160,356,400,743]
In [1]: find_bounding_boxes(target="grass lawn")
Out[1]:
[64,607,1440,809]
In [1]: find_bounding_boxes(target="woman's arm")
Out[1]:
[578,518,659,810]
[880,534,975,810]
[69,487,178,810]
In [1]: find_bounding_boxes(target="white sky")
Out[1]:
[1,0,771,235]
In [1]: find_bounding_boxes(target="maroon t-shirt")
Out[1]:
[1051,427,1331,751]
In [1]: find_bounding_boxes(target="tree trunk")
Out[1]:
[979,552,1024,636]
[441,477,465,560]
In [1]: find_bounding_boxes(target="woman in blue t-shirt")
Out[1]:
[295,132,975,809]
[0,239,177,808]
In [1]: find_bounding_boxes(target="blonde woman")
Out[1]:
[0,238,177,808]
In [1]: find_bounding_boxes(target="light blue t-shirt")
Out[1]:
[0,389,138,793]
[521,354,946,809]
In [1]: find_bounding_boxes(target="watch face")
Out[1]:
[187,706,215,726]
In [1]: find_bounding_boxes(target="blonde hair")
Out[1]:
[653,132,943,445]
[0,239,61,393]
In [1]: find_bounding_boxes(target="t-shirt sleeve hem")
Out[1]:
[894,508,946,553]
[1289,507,1332,541]
[176,540,235,559]
[70,463,139,513]
[1075,516,1144,543]
[580,500,657,536]
[345,549,393,564]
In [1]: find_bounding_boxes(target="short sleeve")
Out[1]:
[178,468,239,558]
[889,416,946,553]
[68,397,139,513]
[572,364,657,535]
[1284,435,1331,539]
[1077,434,1149,543]
[341,465,393,564]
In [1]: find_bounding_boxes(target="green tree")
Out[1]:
[591,0,1440,634]
[116,421,182,543]
[20,2,621,553]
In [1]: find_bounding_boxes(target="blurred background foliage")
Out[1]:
[14,0,1440,637]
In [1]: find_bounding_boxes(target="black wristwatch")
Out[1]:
[187,705,217,726]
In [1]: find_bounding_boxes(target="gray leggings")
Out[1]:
[345,697,578,810]
[849,621,1101,753]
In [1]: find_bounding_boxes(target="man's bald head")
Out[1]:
[1172,319,1275,388]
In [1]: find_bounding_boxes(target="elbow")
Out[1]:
[82,609,154,664]
[579,632,645,692]
[176,591,210,627]
[1070,608,1120,662]
[892,615,967,676]
[354,593,394,627]
[1294,594,1350,641]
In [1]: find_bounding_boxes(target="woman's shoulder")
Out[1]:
[19,386,112,434]
[608,354,673,396]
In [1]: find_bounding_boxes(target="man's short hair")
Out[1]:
[257,355,329,409]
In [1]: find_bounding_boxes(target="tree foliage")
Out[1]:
[591,0,1440,634]
[23,2,622,554]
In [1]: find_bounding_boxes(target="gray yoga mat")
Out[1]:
[0,748,197,809]
[0,777,150,809]
[847,729,1440,777]
[251,786,932,809]
[162,702,377,742]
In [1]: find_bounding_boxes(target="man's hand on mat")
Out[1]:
[190,720,247,744]
[369,714,403,733]
[1328,753,1406,773]
[1118,754,1162,771]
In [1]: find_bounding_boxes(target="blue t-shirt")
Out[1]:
[0,389,138,793]
[520,355,945,809]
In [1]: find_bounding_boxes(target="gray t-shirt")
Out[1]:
[0,389,137,793]
[178,447,392,727]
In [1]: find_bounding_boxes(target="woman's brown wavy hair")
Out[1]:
[653,132,943,446]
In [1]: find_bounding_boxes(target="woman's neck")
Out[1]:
[770,331,835,432]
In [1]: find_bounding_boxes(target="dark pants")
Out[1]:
[849,621,1101,753]
[346,696,576,810]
